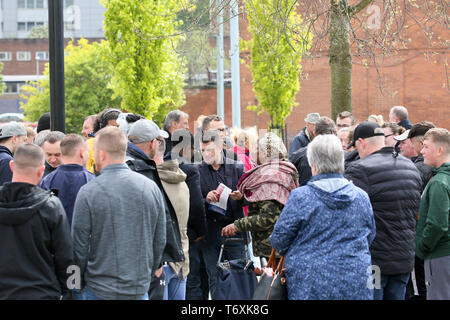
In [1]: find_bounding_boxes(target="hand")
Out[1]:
[193,236,205,243]
[155,266,163,278]
[229,190,243,201]
[206,190,219,203]
[221,224,237,237]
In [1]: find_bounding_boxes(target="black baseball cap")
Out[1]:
[348,121,385,148]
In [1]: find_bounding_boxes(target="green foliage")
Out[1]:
[243,0,312,129]
[0,63,5,94]
[101,0,186,126]
[29,25,48,39]
[20,39,121,133]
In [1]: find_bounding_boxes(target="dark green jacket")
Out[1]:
[416,162,450,260]
[234,200,284,259]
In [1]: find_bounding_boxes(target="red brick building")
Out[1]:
[181,3,449,144]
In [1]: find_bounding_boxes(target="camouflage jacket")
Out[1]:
[234,200,284,259]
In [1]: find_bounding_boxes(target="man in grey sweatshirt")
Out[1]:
[71,127,166,300]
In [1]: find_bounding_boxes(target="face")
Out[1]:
[355,138,370,159]
[207,120,226,141]
[42,141,62,168]
[201,141,221,165]
[12,135,28,152]
[337,131,349,151]
[174,115,189,131]
[383,127,397,147]
[93,139,104,172]
[82,118,94,138]
[80,143,89,167]
[306,122,315,136]
[26,135,35,144]
[410,137,423,155]
[336,117,352,130]
[421,139,440,167]
[389,110,397,123]
[399,139,417,159]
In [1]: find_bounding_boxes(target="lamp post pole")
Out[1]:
[230,0,241,128]
[48,0,65,133]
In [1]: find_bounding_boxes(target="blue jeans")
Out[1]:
[75,286,149,300]
[186,233,245,300]
[373,273,410,300]
[163,265,187,300]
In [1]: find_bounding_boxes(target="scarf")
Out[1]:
[237,160,299,205]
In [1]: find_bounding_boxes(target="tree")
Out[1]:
[20,39,121,133]
[288,0,448,119]
[29,25,48,39]
[243,0,312,132]
[101,0,186,126]
[0,63,5,94]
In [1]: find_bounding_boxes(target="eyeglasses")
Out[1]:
[384,134,394,138]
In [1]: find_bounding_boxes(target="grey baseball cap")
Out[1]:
[0,121,27,139]
[127,119,169,143]
[305,113,320,124]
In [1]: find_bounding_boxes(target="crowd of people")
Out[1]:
[0,105,448,300]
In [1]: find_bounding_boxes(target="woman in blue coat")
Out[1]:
[270,134,376,300]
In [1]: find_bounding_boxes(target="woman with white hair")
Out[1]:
[270,134,376,300]
[221,132,298,262]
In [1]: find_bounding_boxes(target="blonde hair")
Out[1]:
[368,114,384,126]
[424,128,450,155]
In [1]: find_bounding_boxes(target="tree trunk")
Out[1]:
[329,0,352,120]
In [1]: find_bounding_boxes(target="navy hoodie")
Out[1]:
[0,146,13,186]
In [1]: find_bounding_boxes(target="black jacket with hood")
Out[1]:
[126,142,184,264]
[0,182,73,299]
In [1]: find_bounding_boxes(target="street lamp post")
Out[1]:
[48,0,65,133]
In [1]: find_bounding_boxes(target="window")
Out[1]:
[64,0,74,8]
[0,52,12,61]
[64,21,75,31]
[18,0,46,9]
[27,22,35,30]
[5,83,26,94]
[36,51,49,60]
[17,22,26,31]
[17,51,31,61]
[5,83,18,94]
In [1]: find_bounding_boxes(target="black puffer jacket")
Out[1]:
[0,182,73,299]
[345,147,422,275]
[126,143,184,264]
[411,154,433,192]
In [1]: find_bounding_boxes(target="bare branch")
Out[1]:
[350,0,374,17]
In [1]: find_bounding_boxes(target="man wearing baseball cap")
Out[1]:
[288,112,320,159]
[125,119,184,300]
[0,121,28,185]
[345,121,422,300]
